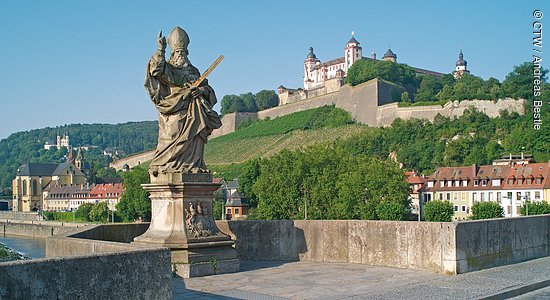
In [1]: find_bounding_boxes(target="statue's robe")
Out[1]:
[144,51,221,174]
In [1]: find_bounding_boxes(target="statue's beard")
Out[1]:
[171,55,189,68]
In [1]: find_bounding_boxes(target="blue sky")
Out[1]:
[0,0,547,139]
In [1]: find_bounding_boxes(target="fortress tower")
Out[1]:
[344,32,362,71]
[454,49,469,78]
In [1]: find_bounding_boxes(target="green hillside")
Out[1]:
[205,105,361,165]
[0,121,158,193]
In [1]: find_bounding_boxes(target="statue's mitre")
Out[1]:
[168,27,189,51]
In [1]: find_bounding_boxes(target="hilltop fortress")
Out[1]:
[210,34,524,138]
[111,35,525,170]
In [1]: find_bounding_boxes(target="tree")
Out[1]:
[345,59,419,90]
[221,94,245,115]
[240,92,258,112]
[470,202,504,220]
[89,202,109,222]
[502,62,548,100]
[423,200,454,222]
[116,166,151,222]
[415,75,443,102]
[75,203,94,221]
[376,201,410,221]
[255,90,279,110]
[238,158,261,208]
[401,91,411,103]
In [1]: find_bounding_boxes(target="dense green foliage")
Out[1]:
[0,121,158,194]
[89,201,109,222]
[345,59,419,92]
[43,211,76,222]
[470,202,504,220]
[423,200,454,222]
[346,61,549,104]
[520,201,550,216]
[116,166,151,222]
[75,203,94,221]
[376,201,410,221]
[245,144,410,220]
[221,90,279,115]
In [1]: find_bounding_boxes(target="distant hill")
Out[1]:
[204,105,360,176]
[0,121,158,192]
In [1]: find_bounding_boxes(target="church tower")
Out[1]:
[75,147,85,172]
[344,32,362,73]
[453,49,469,78]
[304,47,321,90]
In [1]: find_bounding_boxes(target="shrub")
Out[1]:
[520,201,550,216]
[423,200,454,222]
[470,202,504,220]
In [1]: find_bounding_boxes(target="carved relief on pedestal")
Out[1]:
[185,201,215,238]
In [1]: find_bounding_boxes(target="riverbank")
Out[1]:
[0,242,26,262]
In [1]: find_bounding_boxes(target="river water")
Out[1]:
[0,234,45,259]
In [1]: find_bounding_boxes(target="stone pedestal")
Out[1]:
[133,173,239,278]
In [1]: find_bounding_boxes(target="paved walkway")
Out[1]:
[173,257,550,299]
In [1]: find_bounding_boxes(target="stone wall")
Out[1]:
[216,215,550,274]
[2,222,86,238]
[45,223,150,257]
[210,112,258,139]
[0,248,172,300]
[376,98,525,127]
[110,150,154,171]
[0,211,41,222]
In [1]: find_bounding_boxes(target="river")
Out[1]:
[0,234,45,259]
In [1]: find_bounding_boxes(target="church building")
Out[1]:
[11,150,87,212]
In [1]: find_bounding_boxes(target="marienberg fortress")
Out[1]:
[111,34,525,170]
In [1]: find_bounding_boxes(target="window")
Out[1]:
[482,180,487,187]
[235,208,240,215]
[526,192,531,201]
[536,178,542,184]
[454,205,458,212]
[32,180,38,196]
[427,181,433,187]
[481,192,486,201]
[461,192,467,201]
[508,179,514,185]
[226,208,231,214]
[526,178,532,184]
[461,205,466,212]
[535,191,541,199]
[473,192,477,201]
[453,192,458,201]
[447,181,452,187]
[488,192,493,201]
[497,192,501,202]
[517,192,522,201]
[492,179,500,186]
[22,180,27,196]
[446,193,450,201]
[474,180,479,187]
[438,193,443,200]
[440,181,445,187]
[462,180,468,187]
[454,180,460,187]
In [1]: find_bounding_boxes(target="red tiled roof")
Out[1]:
[89,183,125,198]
